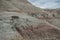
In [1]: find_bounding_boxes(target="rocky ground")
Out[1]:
[0,0,60,40]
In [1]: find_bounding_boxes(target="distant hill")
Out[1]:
[0,0,43,13]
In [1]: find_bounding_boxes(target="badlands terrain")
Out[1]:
[0,0,60,40]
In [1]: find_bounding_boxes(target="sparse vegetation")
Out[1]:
[0,0,60,40]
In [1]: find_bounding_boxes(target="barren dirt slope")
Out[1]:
[0,0,43,13]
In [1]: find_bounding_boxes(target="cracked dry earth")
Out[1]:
[0,11,60,40]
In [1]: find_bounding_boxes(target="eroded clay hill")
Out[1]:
[0,0,42,13]
[0,0,60,40]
